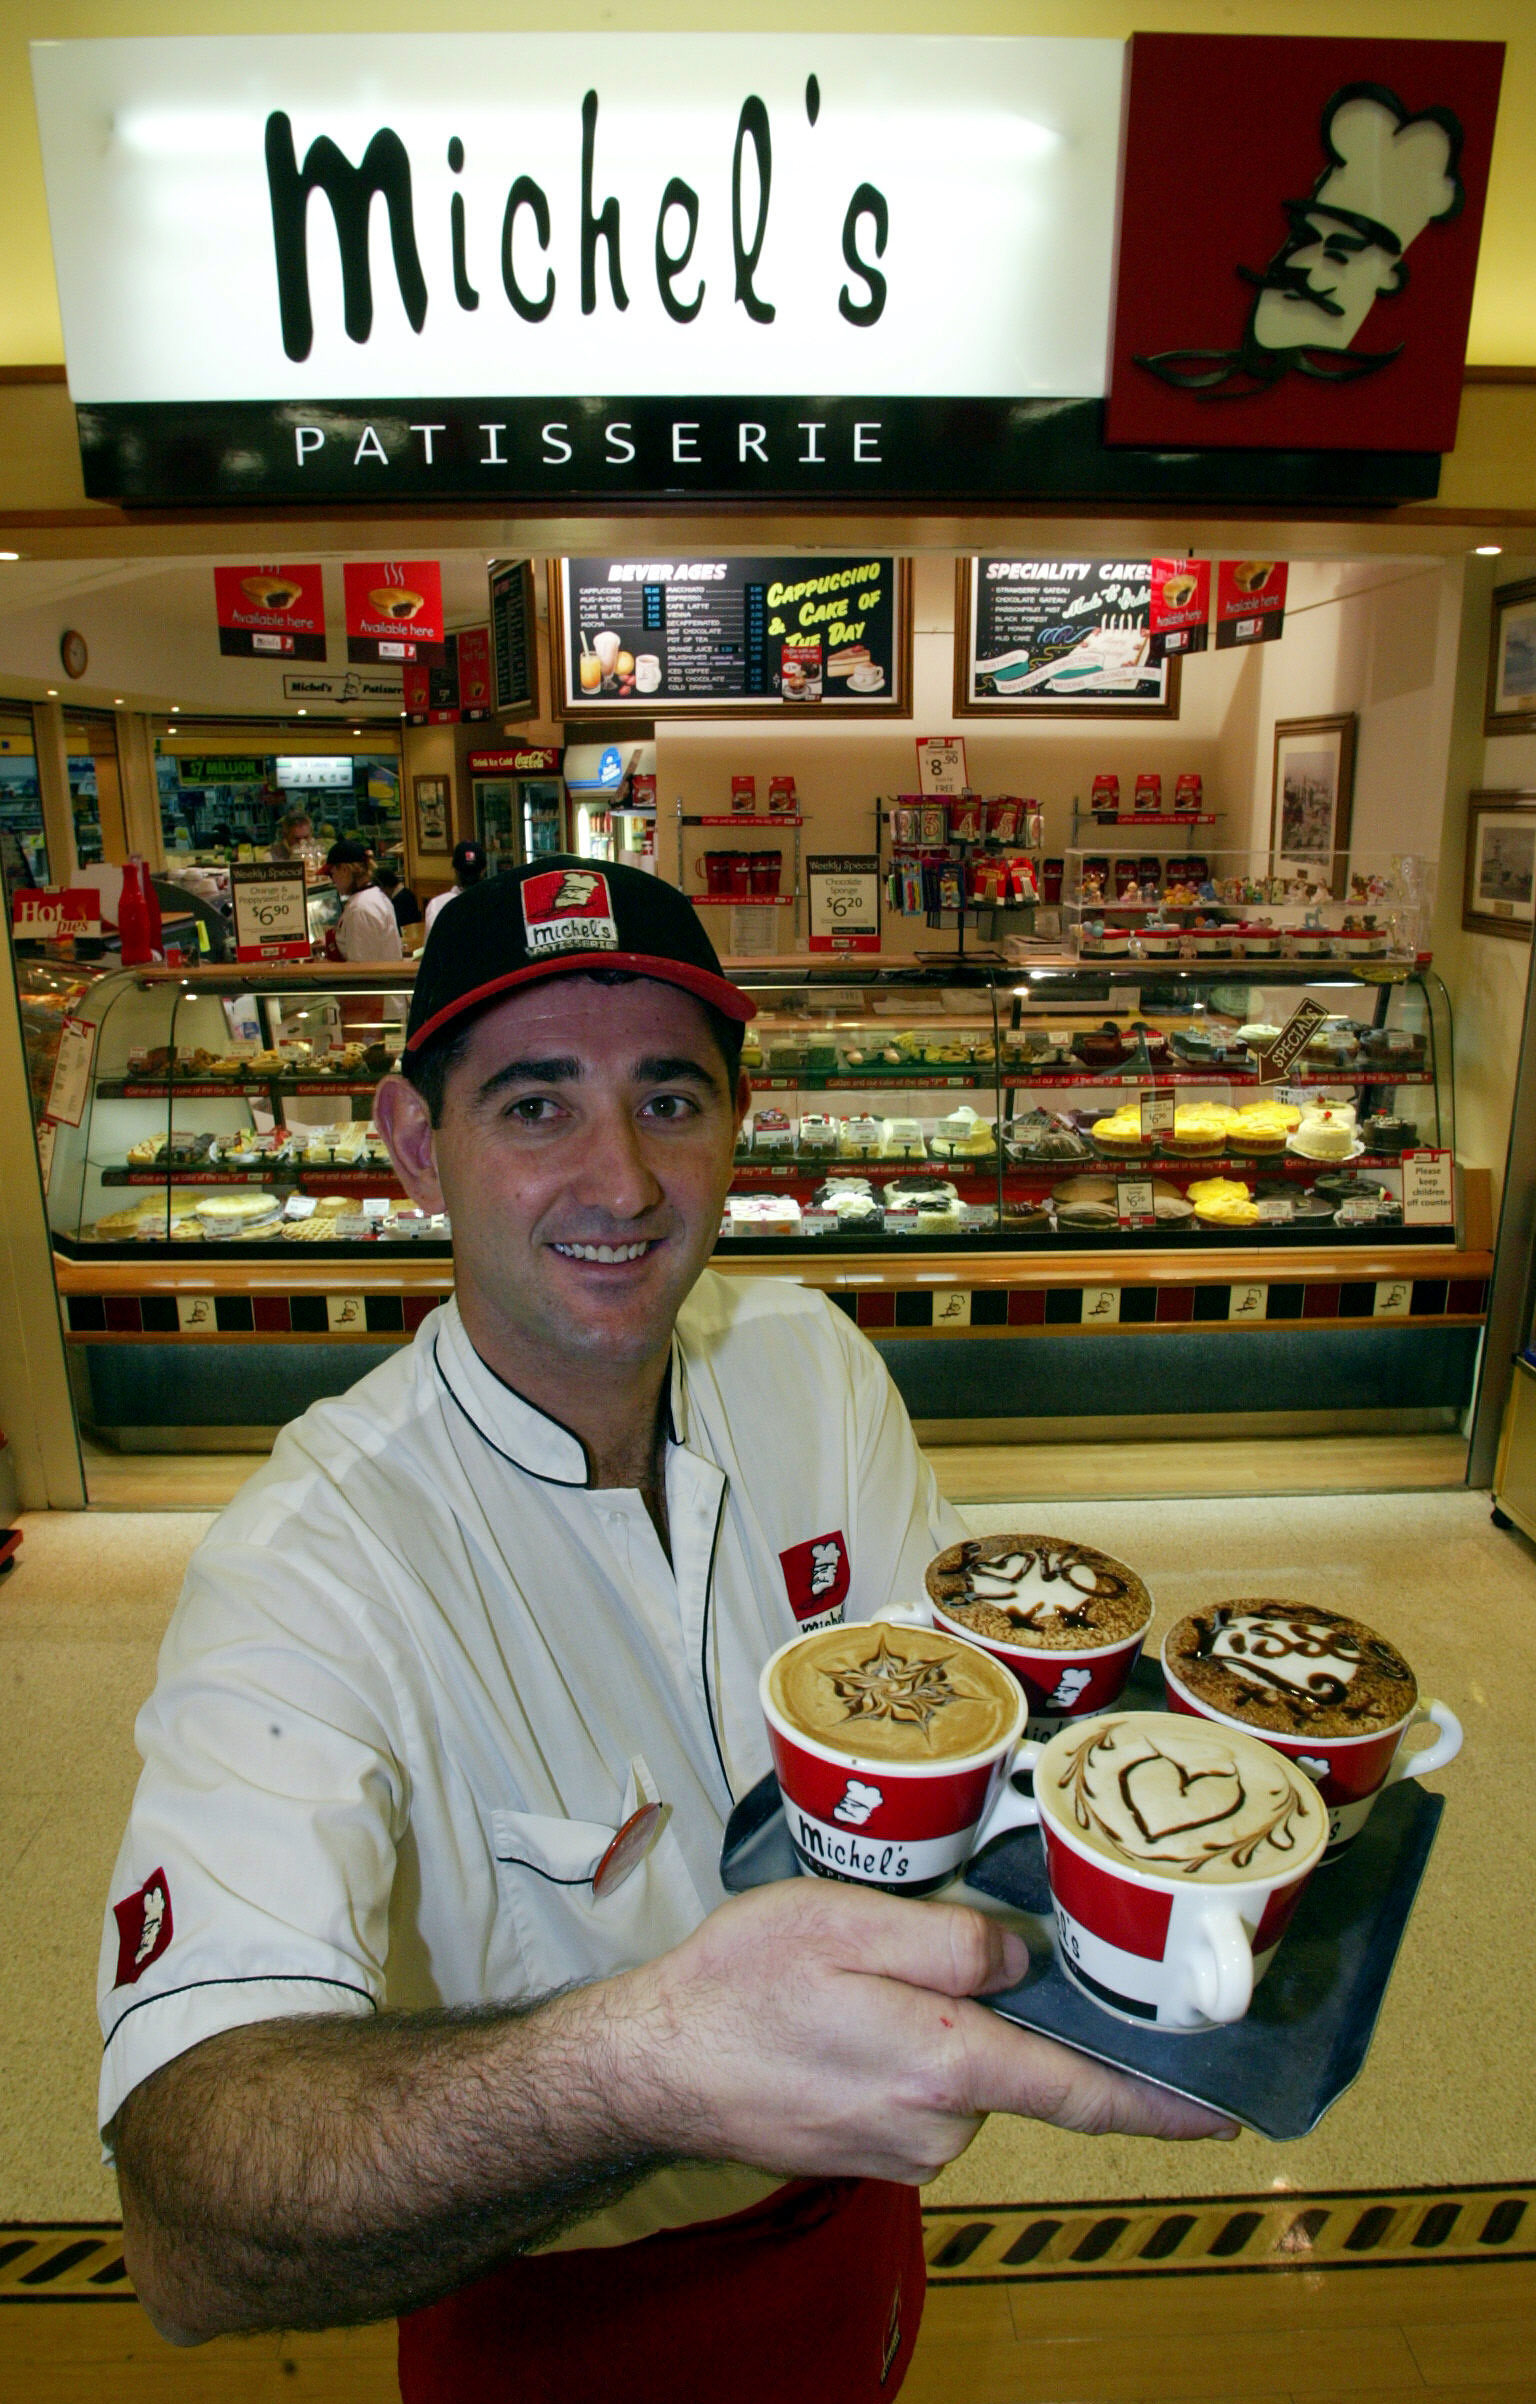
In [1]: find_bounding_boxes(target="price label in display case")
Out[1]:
[1115,1176,1156,1229]
[232,862,311,961]
[45,1013,97,1128]
[1138,1089,1174,1142]
[1402,1148,1454,1226]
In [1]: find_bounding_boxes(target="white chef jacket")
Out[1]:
[98,1275,964,2249]
[335,881,404,962]
[422,885,459,933]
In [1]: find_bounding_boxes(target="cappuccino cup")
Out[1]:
[1015,1711,1329,2030]
[926,1535,1153,1739]
[635,654,662,694]
[1161,1603,1462,1855]
[760,1615,1038,1894]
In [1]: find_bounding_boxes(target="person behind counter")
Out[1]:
[374,860,423,935]
[268,809,314,863]
[325,838,403,962]
[100,861,1228,2403]
[422,837,488,933]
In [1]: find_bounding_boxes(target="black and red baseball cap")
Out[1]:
[405,857,756,1058]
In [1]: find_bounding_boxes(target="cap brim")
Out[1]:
[406,951,757,1056]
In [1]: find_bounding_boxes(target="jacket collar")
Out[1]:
[433,1296,686,1486]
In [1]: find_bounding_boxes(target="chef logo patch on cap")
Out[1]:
[780,1530,850,1627]
[113,1868,173,1989]
[521,868,619,957]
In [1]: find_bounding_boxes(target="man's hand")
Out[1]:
[617,1879,1236,2184]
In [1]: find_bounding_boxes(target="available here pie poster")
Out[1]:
[343,561,446,664]
[214,564,326,660]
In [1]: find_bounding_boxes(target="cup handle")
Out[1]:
[875,1602,932,1629]
[972,1735,1046,1846]
[1185,1904,1253,2025]
[1385,1697,1463,1785]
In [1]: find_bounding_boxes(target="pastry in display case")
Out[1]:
[717,956,1456,1251]
[41,966,448,1257]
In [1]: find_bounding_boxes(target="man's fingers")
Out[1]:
[962,2016,1239,2141]
[770,1882,1028,1999]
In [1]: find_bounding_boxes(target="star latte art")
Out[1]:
[768,1624,1020,1765]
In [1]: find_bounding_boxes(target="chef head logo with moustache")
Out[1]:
[1138,82,1464,400]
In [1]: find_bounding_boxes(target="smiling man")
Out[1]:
[99,860,1230,2404]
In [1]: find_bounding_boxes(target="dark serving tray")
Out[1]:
[721,1666,1443,2142]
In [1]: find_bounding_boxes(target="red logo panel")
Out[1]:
[1106,34,1505,453]
[780,1530,851,1623]
[113,1868,173,1989]
[1042,1827,1173,1961]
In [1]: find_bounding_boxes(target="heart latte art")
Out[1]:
[1038,1712,1326,1880]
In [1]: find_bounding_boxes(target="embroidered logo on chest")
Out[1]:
[779,1529,850,1628]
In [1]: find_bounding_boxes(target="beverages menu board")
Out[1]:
[489,559,537,718]
[557,557,903,714]
[955,557,1179,717]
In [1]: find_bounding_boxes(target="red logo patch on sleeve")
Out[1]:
[779,1530,851,1626]
[113,1869,173,1989]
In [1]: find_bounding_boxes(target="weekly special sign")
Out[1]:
[31,33,1503,508]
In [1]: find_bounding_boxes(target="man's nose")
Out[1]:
[572,1104,665,1221]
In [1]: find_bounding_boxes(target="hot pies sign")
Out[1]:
[29,31,1504,504]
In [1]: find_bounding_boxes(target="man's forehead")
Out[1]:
[460,973,720,1070]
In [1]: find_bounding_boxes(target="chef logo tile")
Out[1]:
[521,868,620,956]
[1106,35,1504,453]
[780,1530,850,1626]
[113,1868,173,1988]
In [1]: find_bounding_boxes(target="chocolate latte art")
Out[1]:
[926,1536,1152,1652]
[768,1624,1020,1765]
[1039,1712,1326,1881]
[1165,1603,1417,1737]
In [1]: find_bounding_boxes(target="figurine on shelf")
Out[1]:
[1081,865,1106,901]
[1198,878,1218,902]
[1119,876,1142,902]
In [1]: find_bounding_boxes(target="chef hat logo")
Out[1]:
[1138,81,1464,399]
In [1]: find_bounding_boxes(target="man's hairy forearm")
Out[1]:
[112,1976,683,2342]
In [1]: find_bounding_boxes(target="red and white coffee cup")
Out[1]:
[759,1618,1037,1896]
[1160,1635,1462,1857]
[1013,1712,1329,2030]
[927,1589,1151,1742]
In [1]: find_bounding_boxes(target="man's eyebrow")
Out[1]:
[475,1055,583,1103]
[633,1054,723,1090]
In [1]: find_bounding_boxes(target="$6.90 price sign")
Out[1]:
[232,862,310,959]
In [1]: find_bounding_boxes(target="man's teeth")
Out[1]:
[553,1241,654,1263]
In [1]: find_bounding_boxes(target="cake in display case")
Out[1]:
[40,954,1455,1259]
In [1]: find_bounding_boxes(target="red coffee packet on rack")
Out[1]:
[731,775,757,814]
[1134,773,1162,814]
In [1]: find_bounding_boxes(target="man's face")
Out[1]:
[377,976,748,1386]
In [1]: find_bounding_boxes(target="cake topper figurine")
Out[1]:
[1137,82,1464,398]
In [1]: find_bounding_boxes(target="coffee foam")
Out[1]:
[927,1535,1151,1651]
[1165,1603,1417,1738]
[768,1623,1020,1765]
[1038,1712,1326,1882]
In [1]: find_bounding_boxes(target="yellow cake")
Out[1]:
[1188,1174,1259,1226]
[1091,1108,1148,1152]
[1170,1102,1240,1151]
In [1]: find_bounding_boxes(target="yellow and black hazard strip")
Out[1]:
[922,2182,1536,2282]
[3,2186,1532,2302]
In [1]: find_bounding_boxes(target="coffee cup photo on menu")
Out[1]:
[1161,1602,1462,1854]
[926,1534,1153,1735]
[759,1619,1040,1895]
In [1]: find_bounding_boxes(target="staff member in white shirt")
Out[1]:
[100,862,1229,2401]
[423,837,489,934]
[326,838,404,962]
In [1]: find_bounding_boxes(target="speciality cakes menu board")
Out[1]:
[556,558,907,715]
[955,558,1180,718]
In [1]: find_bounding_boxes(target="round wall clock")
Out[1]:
[60,629,88,679]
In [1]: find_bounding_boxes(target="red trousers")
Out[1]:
[397,2177,925,2404]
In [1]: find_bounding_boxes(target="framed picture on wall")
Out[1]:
[1485,579,1536,735]
[413,775,451,855]
[1463,792,1536,941]
[1270,714,1357,899]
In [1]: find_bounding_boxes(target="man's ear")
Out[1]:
[374,1073,447,1213]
